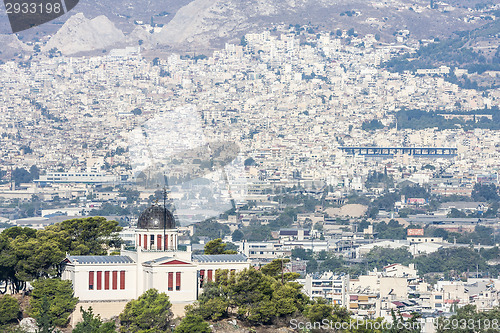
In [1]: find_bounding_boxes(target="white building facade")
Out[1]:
[303,272,350,306]
[61,204,250,325]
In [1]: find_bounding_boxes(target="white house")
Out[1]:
[383,263,418,278]
[61,204,250,325]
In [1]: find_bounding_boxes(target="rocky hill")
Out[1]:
[0,34,30,58]
[42,13,125,55]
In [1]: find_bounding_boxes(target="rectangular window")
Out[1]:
[120,271,125,290]
[164,235,168,250]
[97,271,102,290]
[104,271,110,290]
[89,271,94,290]
[139,234,141,247]
[168,272,173,291]
[176,272,181,291]
[144,234,147,250]
[207,270,213,282]
[112,271,118,290]
[157,234,162,250]
[199,270,205,288]
[150,234,154,248]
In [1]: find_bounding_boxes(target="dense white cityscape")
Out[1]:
[0,6,500,333]
[1,28,499,198]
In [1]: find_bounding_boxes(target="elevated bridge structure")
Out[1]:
[339,147,457,157]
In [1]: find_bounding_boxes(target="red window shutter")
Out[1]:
[89,271,94,290]
[138,234,141,246]
[112,271,118,290]
[207,270,213,282]
[157,235,162,250]
[120,271,125,290]
[104,271,110,290]
[199,269,205,287]
[168,272,173,291]
[144,234,148,249]
[165,235,168,250]
[97,271,102,290]
[176,272,181,291]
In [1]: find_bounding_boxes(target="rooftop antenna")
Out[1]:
[163,179,172,249]
[157,180,169,251]
[162,182,169,250]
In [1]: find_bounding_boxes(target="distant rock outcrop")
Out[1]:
[126,26,155,49]
[0,34,31,57]
[43,13,125,55]
[153,0,322,50]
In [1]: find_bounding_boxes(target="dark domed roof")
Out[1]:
[137,205,175,230]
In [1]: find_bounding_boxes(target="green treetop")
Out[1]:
[119,289,173,333]
[204,238,237,255]
[29,278,78,328]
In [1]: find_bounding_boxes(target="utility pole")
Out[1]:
[163,186,167,250]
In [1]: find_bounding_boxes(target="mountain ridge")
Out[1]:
[152,0,488,51]
[0,0,496,58]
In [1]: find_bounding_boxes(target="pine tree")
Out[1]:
[73,307,115,333]
[36,296,54,333]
